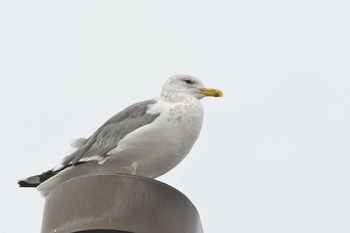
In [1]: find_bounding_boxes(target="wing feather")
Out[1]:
[55,99,160,171]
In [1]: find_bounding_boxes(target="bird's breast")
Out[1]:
[107,100,204,177]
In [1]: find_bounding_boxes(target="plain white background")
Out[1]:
[1,1,350,232]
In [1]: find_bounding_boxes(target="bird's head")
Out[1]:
[161,74,223,101]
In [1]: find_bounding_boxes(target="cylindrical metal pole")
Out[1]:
[41,174,204,233]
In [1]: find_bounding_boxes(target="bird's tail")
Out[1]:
[17,170,58,188]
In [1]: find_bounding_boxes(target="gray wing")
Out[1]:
[57,99,160,169]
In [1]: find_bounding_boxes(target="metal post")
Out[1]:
[41,174,204,233]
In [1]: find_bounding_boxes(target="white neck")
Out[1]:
[160,90,198,103]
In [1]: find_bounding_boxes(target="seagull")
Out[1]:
[18,75,223,197]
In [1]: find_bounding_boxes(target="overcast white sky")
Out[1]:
[1,1,350,232]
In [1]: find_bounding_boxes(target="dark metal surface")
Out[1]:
[41,174,204,233]
[73,231,132,233]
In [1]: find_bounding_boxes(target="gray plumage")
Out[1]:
[59,99,160,168]
[19,99,159,187]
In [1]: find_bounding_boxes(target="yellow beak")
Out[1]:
[199,88,223,97]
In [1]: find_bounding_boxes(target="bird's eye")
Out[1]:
[183,79,194,85]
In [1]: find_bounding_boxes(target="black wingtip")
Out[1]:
[18,180,39,188]
[18,169,60,188]
[18,164,85,189]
